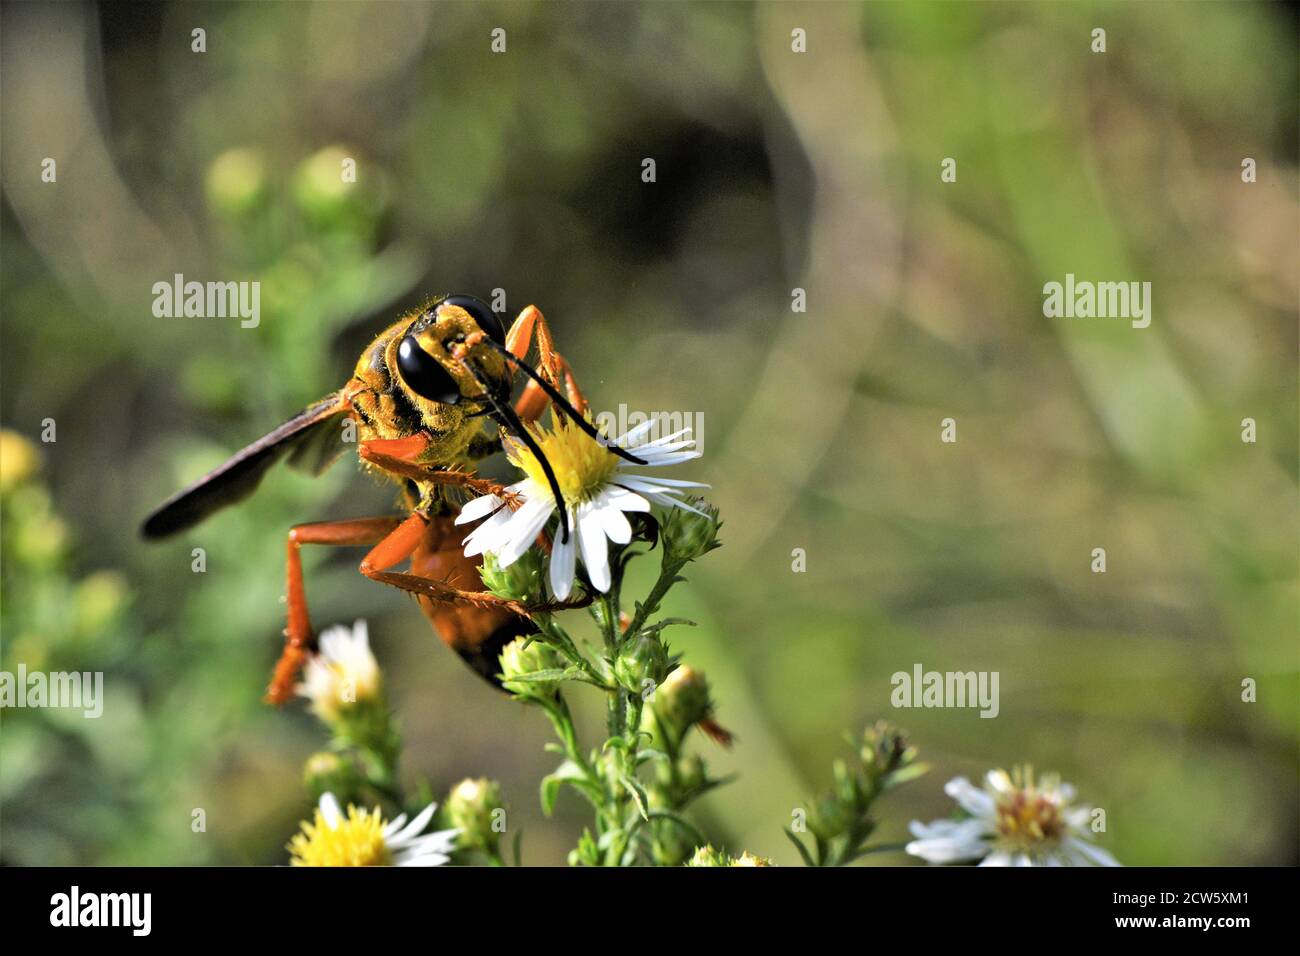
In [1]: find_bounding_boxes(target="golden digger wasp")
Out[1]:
[143,295,645,704]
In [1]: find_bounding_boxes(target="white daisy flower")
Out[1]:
[295,619,381,723]
[906,766,1120,867]
[457,416,708,601]
[288,792,458,867]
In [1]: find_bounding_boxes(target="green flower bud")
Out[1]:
[599,749,631,801]
[685,845,729,867]
[613,635,669,695]
[649,826,693,867]
[860,720,911,777]
[0,430,40,494]
[651,665,713,733]
[74,571,127,635]
[676,753,707,792]
[807,791,852,841]
[498,635,563,699]
[662,499,721,564]
[568,828,601,867]
[205,147,268,219]
[302,751,355,798]
[730,851,773,867]
[445,777,504,854]
[294,145,389,234]
[480,549,544,603]
[293,146,361,223]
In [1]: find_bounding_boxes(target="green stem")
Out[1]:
[623,559,685,639]
[639,809,708,848]
[599,592,625,740]
[533,614,608,688]
[855,841,910,856]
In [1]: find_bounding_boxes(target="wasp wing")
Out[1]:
[284,405,352,476]
[141,392,353,539]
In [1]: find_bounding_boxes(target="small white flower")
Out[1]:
[288,792,458,867]
[295,619,381,723]
[907,767,1120,867]
[458,416,708,601]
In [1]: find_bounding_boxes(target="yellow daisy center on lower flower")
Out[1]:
[509,415,620,507]
[995,789,1065,847]
[288,805,393,867]
[992,767,1068,853]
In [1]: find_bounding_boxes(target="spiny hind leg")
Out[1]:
[357,511,590,614]
[366,569,593,615]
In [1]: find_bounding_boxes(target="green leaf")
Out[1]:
[634,748,667,766]
[540,759,588,816]
[620,774,651,821]
[502,668,570,684]
[784,828,817,867]
[884,762,930,788]
[637,617,696,639]
[511,828,524,867]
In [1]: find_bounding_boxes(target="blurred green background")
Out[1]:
[1,1,1296,866]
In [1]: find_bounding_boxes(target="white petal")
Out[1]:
[401,828,459,854]
[613,419,659,445]
[614,480,684,499]
[633,449,701,466]
[577,508,611,592]
[636,427,693,447]
[603,485,652,512]
[945,776,996,819]
[1063,806,1092,830]
[612,482,709,516]
[612,473,711,489]
[461,506,514,556]
[549,522,576,600]
[456,494,504,525]
[591,497,632,544]
[649,491,711,517]
[634,441,697,459]
[1064,837,1121,867]
[386,800,438,845]
[904,818,988,863]
[396,852,451,867]
[984,769,1015,796]
[496,498,555,567]
[318,793,343,829]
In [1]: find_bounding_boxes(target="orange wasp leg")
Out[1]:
[504,305,590,423]
[357,514,592,615]
[358,433,430,462]
[359,442,512,499]
[268,516,404,705]
[365,568,592,616]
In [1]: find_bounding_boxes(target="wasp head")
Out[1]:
[391,294,510,409]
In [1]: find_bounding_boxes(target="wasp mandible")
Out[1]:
[142,295,644,703]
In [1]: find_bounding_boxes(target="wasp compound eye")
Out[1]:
[442,293,505,345]
[397,335,462,404]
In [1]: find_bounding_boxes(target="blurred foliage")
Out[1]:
[1,1,1296,865]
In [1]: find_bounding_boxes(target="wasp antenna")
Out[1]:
[466,363,572,545]
[493,403,572,546]
[481,338,648,466]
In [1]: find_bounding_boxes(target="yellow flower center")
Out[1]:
[508,415,619,507]
[993,769,1066,850]
[288,804,393,867]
